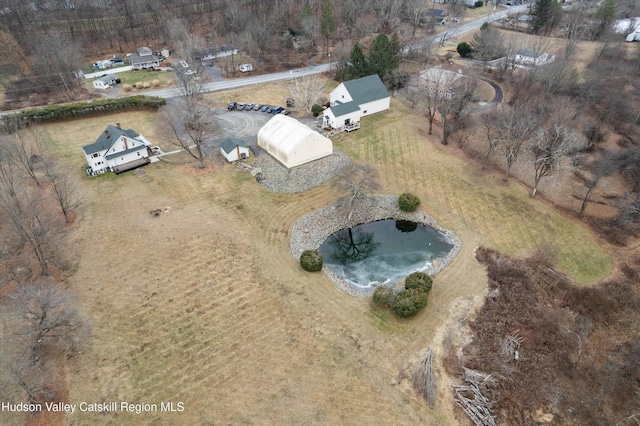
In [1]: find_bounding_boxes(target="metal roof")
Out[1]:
[220,137,247,154]
[342,75,390,105]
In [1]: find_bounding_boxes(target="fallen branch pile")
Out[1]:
[453,368,497,426]
[412,346,436,407]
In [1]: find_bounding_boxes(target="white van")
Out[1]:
[239,64,253,73]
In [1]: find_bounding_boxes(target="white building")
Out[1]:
[83,124,152,175]
[92,74,118,90]
[513,49,554,67]
[128,47,162,70]
[322,74,390,130]
[220,137,250,162]
[258,115,332,169]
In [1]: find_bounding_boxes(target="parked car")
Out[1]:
[253,104,262,111]
[281,109,291,115]
[227,102,237,111]
[286,98,295,107]
[179,60,189,68]
[184,69,196,75]
[239,63,253,72]
[237,103,246,110]
[260,105,270,112]
[245,103,255,110]
[265,107,273,113]
[271,106,284,114]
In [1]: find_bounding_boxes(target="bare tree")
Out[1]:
[481,110,500,169]
[331,163,381,221]
[529,124,581,197]
[166,18,208,98]
[439,77,478,145]
[577,150,615,217]
[0,182,59,276]
[6,279,86,361]
[162,98,219,169]
[405,0,427,37]
[6,126,45,186]
[43,160,81,223]
[495,106,540,181]
[561,315,593,377]
[288,75,326,115]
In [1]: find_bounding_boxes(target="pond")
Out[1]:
[318,219,454,290]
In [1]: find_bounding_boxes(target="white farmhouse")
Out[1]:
[322,74,390,130]
[514,49,554,67]
[128,47,162,70]
[258,114,332,168]
[92,74,118,90]
[83,124,152,175]
[220,137,250,162]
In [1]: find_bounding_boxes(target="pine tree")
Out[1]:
[368,34,401,79]
[532,0,562,35]
[337,43,371,81]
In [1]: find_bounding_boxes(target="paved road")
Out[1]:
[405,5,530,53]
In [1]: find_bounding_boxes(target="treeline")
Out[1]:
[0,124,88,419]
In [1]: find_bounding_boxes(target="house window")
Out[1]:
[363,110,367,114]
[137,152,141,156]
[92,153,100,158]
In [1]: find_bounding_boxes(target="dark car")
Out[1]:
[237,102,246,110]
[271,106,284,114]
[260,105,270,112]
[253,104,262,111]
[265,107,273,113]
[227,101,237,111]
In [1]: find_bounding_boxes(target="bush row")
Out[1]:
[2,95,167,125]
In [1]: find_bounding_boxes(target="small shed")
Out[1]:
[93,74,118,90]
[220,137,249,162]
[258,115,332,168]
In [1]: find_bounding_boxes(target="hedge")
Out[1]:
[2,96,167,125]
[405,272,433,293]
[372,286,394,308]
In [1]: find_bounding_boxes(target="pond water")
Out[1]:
[318,219,454,290]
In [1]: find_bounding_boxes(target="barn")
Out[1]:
[257,115,332,168]
[322,74,390,130]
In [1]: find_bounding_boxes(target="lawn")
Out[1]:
[38,89,611,425]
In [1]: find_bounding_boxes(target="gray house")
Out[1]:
[128,47,162,70]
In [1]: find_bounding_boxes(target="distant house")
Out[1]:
[83,124,153,175]
[421,8,447,22]
[220,137,249,162]
[128,47,162,70]
[514,49,554,67]
[419,68,470,98]
[322,74,390,130]
[92,74,118,90]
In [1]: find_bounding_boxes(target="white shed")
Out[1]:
[257,115,332,168]
[220,137,249,162]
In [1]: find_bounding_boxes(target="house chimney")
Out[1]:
[104,130,110,139]
[116,122,121,129]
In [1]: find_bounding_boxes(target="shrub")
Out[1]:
[398,193,421,212]
[311,104,323,117]
[405,272,433,293]
[475,0,484,6]
[393,288,428,317]
[123,84,132,92]
[300,249,323,272]
[152,79,161,87]
[143,82,151,89]
[373,286,394,307]
[457,42,473,59]
[135,81,144,89]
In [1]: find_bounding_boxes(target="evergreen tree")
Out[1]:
[532,0,562,36]
[321,0,336,55]
[594,0,617,39]
[471,23,504,67]
[336,43,371,81]
[368,34,401,79]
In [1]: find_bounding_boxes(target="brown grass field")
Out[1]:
[37,85,612,425]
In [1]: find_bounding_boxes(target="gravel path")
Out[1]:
[254,148,351,193]
[290,195,462,297]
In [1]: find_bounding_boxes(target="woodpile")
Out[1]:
[453,368,497,426]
